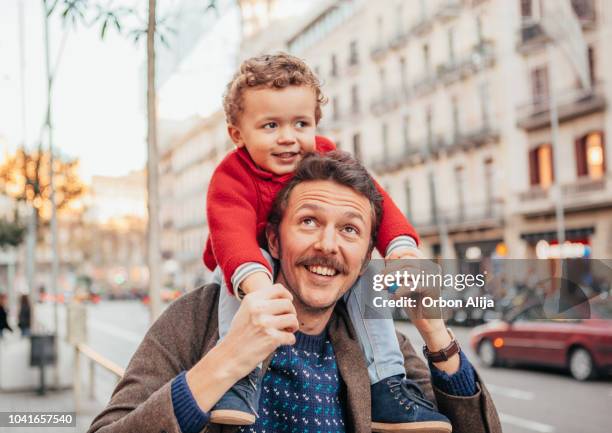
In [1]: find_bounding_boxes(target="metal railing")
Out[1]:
[74,343,124,413]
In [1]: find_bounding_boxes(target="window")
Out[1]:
[382,123,389,158]
[588,45,595,85]
[423,43,431,73]
[575,131,605,179]
[476,15,484,44]
[399,57,408,92]
[332,96,340,121]
[426,106,433,150]
[351,84,360,114]
[528,144,554,187]
[396,2,404,34]
[428,172,438,223]
[330,54,338,77]
[451,96,460,139]
[352,133,362,160]
[402,115,410,149]
[484,158,494,214]
[377,16,384,44]
[455,166,466,219]
[404,180,412,219]
[447,28,456,63]
[520,0,533,18]
[571,0,596,22]
[379,67,387,96]
[531,66,549,107]
[349,40,359,66]
[479,81,491,127]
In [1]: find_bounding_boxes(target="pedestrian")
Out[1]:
[18,294,32,337]
[0,293,13,338]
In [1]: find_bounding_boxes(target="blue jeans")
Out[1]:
[215,250,405,384]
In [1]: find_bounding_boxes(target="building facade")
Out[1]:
[284,0,611,262]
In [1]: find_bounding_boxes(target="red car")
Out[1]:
[470,298,612,380]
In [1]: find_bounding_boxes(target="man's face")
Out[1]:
[268,180,373,313]
[228,86,317,175]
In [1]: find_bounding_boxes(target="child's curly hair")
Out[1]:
[223,52,327,126]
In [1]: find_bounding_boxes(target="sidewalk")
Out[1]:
[0,387,102,433]
[0,332,103,433]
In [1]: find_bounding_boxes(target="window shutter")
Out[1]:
[529,148,539,185]
[575,136,587,177]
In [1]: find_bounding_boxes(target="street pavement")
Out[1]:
[36,300,612,433]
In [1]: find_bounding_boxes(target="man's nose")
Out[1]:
[314,225,339,255]
[277,126,296,145]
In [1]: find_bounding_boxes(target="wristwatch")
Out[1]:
[423,328,460,362]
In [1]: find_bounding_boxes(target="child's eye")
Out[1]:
[263,122,278,129]
[295,120,309,128]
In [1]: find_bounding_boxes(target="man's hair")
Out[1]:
[268,151,383,252]
[223,52,327,126]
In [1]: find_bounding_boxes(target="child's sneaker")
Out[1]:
[210,367,262,425]
[371,374,452,433]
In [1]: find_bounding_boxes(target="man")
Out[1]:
[89,152,501,433]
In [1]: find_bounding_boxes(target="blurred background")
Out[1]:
[0,0,611,432]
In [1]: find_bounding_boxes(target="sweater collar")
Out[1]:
[235,148,294,183]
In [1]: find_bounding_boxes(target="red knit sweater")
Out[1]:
[203,136,420,294]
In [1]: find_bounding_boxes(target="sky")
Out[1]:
[0,0,320,182]
[0,0,239,182]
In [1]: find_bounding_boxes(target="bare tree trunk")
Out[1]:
[147,0,162,322]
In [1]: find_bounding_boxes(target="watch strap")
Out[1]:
[423,328,460,362]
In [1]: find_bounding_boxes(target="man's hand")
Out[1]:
[186,284,298,411]
[383,257,459,373]
[219,283,299,378]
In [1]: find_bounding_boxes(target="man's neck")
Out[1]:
[296,306,334,335]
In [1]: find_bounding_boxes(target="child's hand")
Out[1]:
[385,246,424,262]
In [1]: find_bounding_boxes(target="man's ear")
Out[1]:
[266,225,281,260]
[227,124,245,148]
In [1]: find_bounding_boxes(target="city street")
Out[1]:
[38,300,612,433]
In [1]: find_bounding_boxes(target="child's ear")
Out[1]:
[266,225,280,260]
[228,124,245,148]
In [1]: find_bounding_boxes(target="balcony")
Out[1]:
[319,110,345,132]
[389,31,409,50]
[447,123,500,153]
[412,72,437,96]
[370,91,401,116]
[346,55,360,75]
[516,85,606,131]
[516,20,548,54]
[408,16,433,37]
[435,0,462,21]
[413,201,505,236]
[437,41,496,85]
[517,175,612,217]
[370,144,423,174]
[370,42,388,62]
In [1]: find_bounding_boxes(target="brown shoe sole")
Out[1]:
[372,420,452,433]
[210,409,256,425]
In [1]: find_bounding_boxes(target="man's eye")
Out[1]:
[263,122,277,129]
[301,218,316,226]
[343,225,359,235]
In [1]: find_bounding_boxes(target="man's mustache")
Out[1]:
[296,255,349,275]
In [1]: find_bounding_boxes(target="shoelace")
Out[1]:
[387,377,436,411]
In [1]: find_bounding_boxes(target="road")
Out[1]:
[38,300,612,433]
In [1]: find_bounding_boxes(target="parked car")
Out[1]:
[470,297,612,380]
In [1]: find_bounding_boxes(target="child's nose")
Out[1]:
[277,127,296,144]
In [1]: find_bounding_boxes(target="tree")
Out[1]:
[0,147,85,225]
[50,0,217,321]
[0,218,25,248]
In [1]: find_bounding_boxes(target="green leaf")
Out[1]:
[100,19,108,39]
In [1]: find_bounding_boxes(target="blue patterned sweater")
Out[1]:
[171,329,477,433]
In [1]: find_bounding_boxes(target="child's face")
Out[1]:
[229,86,317,175]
